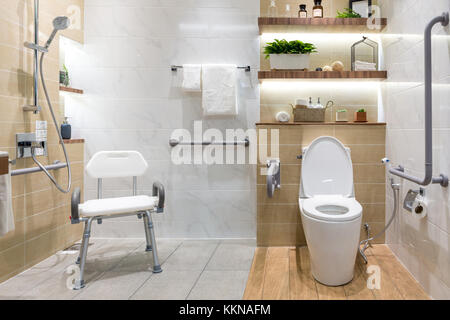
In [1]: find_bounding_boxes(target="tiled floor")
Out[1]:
[0,239,255,300]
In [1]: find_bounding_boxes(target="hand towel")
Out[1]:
[354,60,377,71]
[0,152,14,237]
[202,64,238,116]
[182,64,202,92]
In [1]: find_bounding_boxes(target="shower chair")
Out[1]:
[70,151,165,290]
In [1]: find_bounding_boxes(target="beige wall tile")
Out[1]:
[335,125,386,145]
[257,223,306,247]
[257,204,299,224]
[0,244,25,281]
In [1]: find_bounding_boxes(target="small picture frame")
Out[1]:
[350,0,372,18]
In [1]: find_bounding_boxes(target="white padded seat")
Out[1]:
[79,195,159,217]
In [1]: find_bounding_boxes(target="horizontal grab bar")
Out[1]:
[11,161,67,177]
[171,65,251,72]
[169,138,249,147]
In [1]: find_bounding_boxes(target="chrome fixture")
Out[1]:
[403,188,425,213]
[266,159,281,198]
[169,138,250,147]
[171,65,251,72]
[359,177,400,264]
[23,0,72,194]
[15,133,47,159]
[389,12,449,188]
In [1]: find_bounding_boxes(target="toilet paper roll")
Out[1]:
[411,195,428,219]
[276,111,291,123]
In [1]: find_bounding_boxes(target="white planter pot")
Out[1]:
[269,54,310,70]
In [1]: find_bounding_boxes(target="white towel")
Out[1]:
[354,60,377,71]
[0,152,14,237]
[182,64,202,92]
[202,64,238,116]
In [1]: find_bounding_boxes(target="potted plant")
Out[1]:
[336,8,362,18]
[264,39,317,70]
[59,64,70,87]
[354,108,367,122]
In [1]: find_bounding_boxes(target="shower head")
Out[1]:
[44,16,70,49]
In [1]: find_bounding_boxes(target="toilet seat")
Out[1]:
[300,195,362,222]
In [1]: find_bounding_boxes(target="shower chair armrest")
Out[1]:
[152,181,165,213]
[71,187,81,224]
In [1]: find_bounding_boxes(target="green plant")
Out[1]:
[60,64,70,87]
[337,109,348,113]
[357,108,366,113]
[264,39,317,59]
[336,8,362,18]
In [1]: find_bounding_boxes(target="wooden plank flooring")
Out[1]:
[243,245,430,300]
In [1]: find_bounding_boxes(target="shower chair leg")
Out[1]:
[142,212,153,252]
[75,217,93,290]
[145,211,162,273]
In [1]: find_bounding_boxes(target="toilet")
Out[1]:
[299,136,362,286]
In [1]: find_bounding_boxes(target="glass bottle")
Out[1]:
[298,4,307,18]
[267,0,278,17]
[313,0,323,18]
[283,4,292,18]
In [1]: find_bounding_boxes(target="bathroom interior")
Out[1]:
[0,0,449,301]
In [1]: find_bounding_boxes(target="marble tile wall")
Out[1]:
[379,0,450,299]
[66,0,261,239]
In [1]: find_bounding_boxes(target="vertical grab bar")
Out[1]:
[389,12,449,187]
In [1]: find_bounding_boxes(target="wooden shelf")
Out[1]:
[256,122,386,126]
[59,86,83,94]
[258,70,387,80]
[258,17,387,34]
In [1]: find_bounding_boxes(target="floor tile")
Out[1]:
[206,240,255,271]
[187,270,249,300]
[75,271,152,300]
[130,269,202,300]
[163,240,219,271]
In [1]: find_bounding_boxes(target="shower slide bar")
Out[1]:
[10,161,67,177]
[169,138,250,147]
[389,12,449,188]
[171,65,251,72]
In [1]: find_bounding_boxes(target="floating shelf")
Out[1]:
[59,86,83,94]
[258,70,387,80]
[258,17,387,34]
[256,122,386,126]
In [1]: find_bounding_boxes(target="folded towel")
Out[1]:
[202,64,238,116]
[0,152,14,237]
[354,60,377,71]
[182,64,202,92]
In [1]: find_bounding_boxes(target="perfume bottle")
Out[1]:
[283,4,292,17]
[267,0,278,17]
[313,0,323,18]
[298,4,307,18]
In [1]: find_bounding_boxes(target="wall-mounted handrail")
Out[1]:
[169,138,249,147]
[11,161,67,177]
[171,65,251,72]
[389,12,449,187]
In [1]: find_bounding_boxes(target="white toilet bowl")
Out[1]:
[298,136,362,286]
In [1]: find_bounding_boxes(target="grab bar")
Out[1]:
[171,65,251,72]
[11,161,67,176]
[389,12,449,188]
[169,138,249,147]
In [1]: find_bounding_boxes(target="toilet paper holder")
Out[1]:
[403,188,425,213]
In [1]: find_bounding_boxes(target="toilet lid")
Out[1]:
[301,136,353,197]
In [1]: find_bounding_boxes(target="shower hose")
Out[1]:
[359,178,400,263]
[30,51,72,194]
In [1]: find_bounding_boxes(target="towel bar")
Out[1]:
[11,161,67,176]
[169,138,249,147]
[171,65,251,72]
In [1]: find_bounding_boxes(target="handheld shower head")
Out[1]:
[45,16,70,49]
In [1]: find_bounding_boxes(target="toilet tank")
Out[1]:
[299,136,355,198]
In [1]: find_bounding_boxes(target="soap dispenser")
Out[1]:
[61,117,72,140]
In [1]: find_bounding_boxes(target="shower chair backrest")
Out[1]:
[86,151,148,179]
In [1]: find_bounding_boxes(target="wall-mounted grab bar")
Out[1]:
[169,138,249,147]
[171,65,251,72]
[389,12,449,188]
[11,161,67,177]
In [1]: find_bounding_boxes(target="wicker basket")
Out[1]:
[293,108,326,122]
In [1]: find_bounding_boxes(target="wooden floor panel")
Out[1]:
[243,244,430,300]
